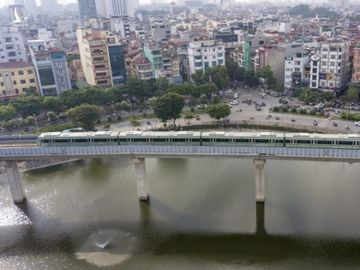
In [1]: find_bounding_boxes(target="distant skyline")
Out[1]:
[0,0,151,8]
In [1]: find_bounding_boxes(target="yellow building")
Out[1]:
[0,62,38,98]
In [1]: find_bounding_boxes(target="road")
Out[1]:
[107,89,360,134]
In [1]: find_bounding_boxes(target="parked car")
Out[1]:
[313,120,318,126]
[355,121,360,127]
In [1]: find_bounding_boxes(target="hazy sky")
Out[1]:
[0,0,152,8]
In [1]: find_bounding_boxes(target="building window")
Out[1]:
[27,70,33,74]
[11,72,15,76]
[30,79,35,83]
[18,70,24,75]
[312,68,317,73]
[20,80,26,84]
[0,82,3,86]
[13,81,17,85]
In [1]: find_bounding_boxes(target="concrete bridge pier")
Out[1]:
[5,161,26,204]
[254,159,266,203]
[132,158,149,201]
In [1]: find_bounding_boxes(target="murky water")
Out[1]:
[1,158,360,269]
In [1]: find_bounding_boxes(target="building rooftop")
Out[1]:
[0,62,33,70]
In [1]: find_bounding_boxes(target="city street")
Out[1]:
[108,88,360,134]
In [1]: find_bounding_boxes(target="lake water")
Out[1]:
[1,157,360,269]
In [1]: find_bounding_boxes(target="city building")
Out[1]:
[29,41,71,96]
[0,62,38,99]
[78,0,97,19]
[95,0,139,18]
[310,39,350,92]
[284,52,310,92]
[77,28,127,87]
[150,21,171,43]
[0,26,27,63]
[144,45,163,78]
[352,44,360,84]
[188,39,225,76]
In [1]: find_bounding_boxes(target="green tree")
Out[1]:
[116,101,131,116]
[167,83,196,96]
[199,95,208,105]
[191,70,207,85]
[0,105,17,121]
[26,115,35,126]
[66,104,100,131]
[155,77,170,96]
[205,66,230,90]
[43,96,63,111]
[244,70,259,87]
[226,59,245,82]
[346,86,360,102]
[124,78,151,101]
[256,66,277,88]
[197,82,217,97]
[207,103,231,122]
[152,92,185,126]
[47,111,58,121]
[10,95,44,117]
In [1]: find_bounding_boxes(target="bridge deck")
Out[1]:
[0,145,360,162]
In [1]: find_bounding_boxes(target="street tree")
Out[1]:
[10,95,44,117]
[66,104,100,131]
[226,59,245,82]
[155,77,170,96]
[346,86,360,102]
[152,92,185,126]
[207,103,231,122]
[43,96,63,112]
[0,106,17,121]
[47,111,58,122]
[244,70,259,87]
[26,116,35,126]
[205,66,230,90]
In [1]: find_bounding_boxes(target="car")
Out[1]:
[355,121,360,127]
[313,120,318,126]
[229,100,239,105]
[291,119,296,122]
[333,122,338,127]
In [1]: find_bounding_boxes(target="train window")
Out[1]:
[295,140,311,144]
[94,138,108,142]
[192,138,200,142]
[133,138,147,142]
[338,141,353,145]
[274,140,284,143]
[173,138,187,142]
[41,140,50,143]
[201,138,211,142]
[55,139,70,143]
[216,139,230,143]
[111,138,117,142]
[236,139,250,143]
[285,140,292,143]
[255,139,269,143]
[73,139,89,143]
[316,140,333,145]
[119,138,128,142]
[153,138,167,142]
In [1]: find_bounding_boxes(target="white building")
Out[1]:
[0,26,27,63]
[284,52,310,91]
[188,39,225,76]
[29,40,71,96]
[96,0,139,18]
[310,39,350,92]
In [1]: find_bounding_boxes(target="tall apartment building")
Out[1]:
[284,52,310,91]
[29,41,71,96]
[188,40,225,76]
[144,45,163,78]
[309,40,350,92]
[0,26,27,63]
[96,0,139,18]
[0,62,38,99]
[352,44,360,84]
[78,0,97,19]
[77,28,127,87]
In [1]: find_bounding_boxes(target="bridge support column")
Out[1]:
[254,159,266,203]
[132,158,149,201]
[5,161,26,204]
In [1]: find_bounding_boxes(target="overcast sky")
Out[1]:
[0,0,151,8]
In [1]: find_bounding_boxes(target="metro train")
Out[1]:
[37,131,360,149]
